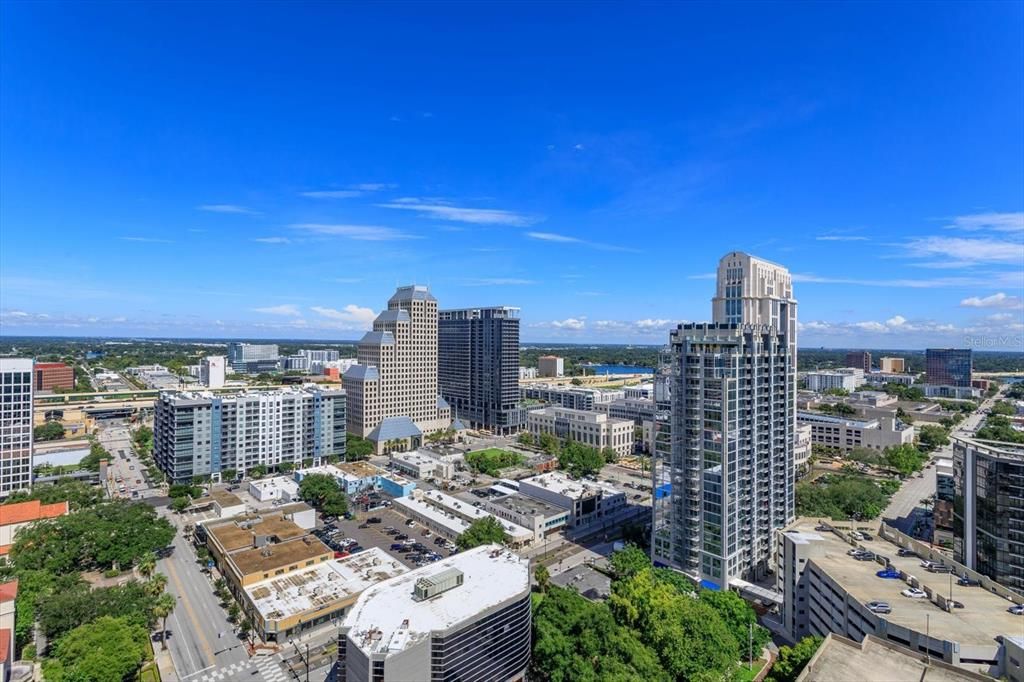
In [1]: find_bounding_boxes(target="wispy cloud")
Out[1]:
[792,271,1023,289]
[687,272,716,280]
[594,318,678,334]
[960,292,1024,310]
[310,304,377,329]
[462,278,536,286]
[301,183,396,199]
[903,235,1024,266]
[291,223,420,241]
[946,212,1024,233]
[328,277,363,284]
[525,231,637,253]
[120,236,173,243]
[254,237,291,244]
[377,198,539,226]
[816,235,869,242]
[252,304,302,317]
[197,204,260,215]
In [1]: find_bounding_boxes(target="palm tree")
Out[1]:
[137,551,157,579]
[153,593,177,650]
[146,573,168,597]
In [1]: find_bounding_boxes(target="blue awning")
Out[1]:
[699,579,721,591]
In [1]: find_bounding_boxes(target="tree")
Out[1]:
[796,474,893,520]
[80,440,110,471]
[990,400,1015,416]
[766,635,823,682]
[239,616,254,645]
[227,602,241,623]
[884,443,927,476]
[146,573,168,598]
[823,387,850,397]
[457,516,506,550]
[539,432,560,456]
[37,581,159,641]
[917,424,950,453]
[221,468,238,482]
[609,545,650,581]
[558,441,605,478]
[153,593,178,651]
[136,551,157,578]
[278,461,295,474]
[465,449,524,476]
[570,377,584,386]
[601,446,619,464]
[699,589,771,662]
[2,478,103,510]
[517,432,534,447]
[534,564,550,593]
[41,615,148,682]
[346,434,374,461]
[34,420,65,442]
[171,496,190,513]
[297,473,348,517]
[248,464,268,479]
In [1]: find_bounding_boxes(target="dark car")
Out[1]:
[358,523,370,529]
[368,517,383,523]
[958,576,980,586]
[390,543,406,550]
[948,600,965,609]
[435,537,447,545]
[349,545,364,553]
[897,548,917,558]
[395,534,409,541]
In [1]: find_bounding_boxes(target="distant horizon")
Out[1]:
[0,332,1021,355]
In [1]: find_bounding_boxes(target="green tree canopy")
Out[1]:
[884,443,928,476]
[297,473,348,516]
[346,434,374,461]
[766,635,823,682]
[41,615,149,682]
[2,478,104,510]
[9,500,175,575]
[37,581,159,641]
[796,473,892,520]
[558,440,605,478]
[517,432,534,447]
[609,545,651,581]
[465,449,524,476]
[698,589,771,662]
[538,432,560,456]
[917,424,950,453]
[34,420,65,442]
[457,516,507,550]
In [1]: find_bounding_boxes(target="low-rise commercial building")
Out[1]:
[518,471,627,531]
[924,384,982,400]
[865,372,916,387]
[248,476,300,503]
[246,547,407,642]
[392,489,534,546]
[295,462,383,496]
[776,519,1024,678]
[520,383,623,411]
[376,473,416,498]
[0,499,69,558]
[797,412,914,452]
[848,391,898,408]
[339,545,531,682]
[525,406,633,459]
[388,450,454,480]
[604,397,658,425]
[805,368,865,393]
[208,489,247,519]
[478,492,570,539]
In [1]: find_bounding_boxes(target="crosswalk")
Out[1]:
[191,655,289,682]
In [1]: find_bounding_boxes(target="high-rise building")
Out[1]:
[926,348,972,387]
[226,342,280,374]
[438,306,523,435]
[0,359,34,498]
[665,252,797,587]
[537,355,564,378]
[33,362,74,392]
[154,386,346,484]
[338,545,531,682]
[953,435,1024,594]
[343,286,451,451]
[200,356,226,389]
[299,349,341,375]
[844,350,871,373]
[879,356,905,373]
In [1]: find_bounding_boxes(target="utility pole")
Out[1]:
[748,622,753,671]
[925,614,931,666]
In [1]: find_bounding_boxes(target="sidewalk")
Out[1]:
[155,646,180,681]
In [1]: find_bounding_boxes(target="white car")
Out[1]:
[1008,604,1024,616]
[901,588,927,599]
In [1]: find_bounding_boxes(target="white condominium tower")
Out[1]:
[343,285,451,451]
[665,252,797,588]
[0,358,34,498]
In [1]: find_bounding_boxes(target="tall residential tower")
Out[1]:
[438,306,523,435]
[665,252,797,587]
[0,359,34,498]
[343,286,451,451]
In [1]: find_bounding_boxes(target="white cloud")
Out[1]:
[291,223,419,241]
[328,277,363,284]
[301,183,396,199]
[525,231,638,253]
[121,236,173,243]
[816,235,869,242]
[197,204,259,215]
[376,199,538,226]
[252,304,302,317]
[903,236,1024,265]
[960,292,1024,310]
[310,304,377,329]
[551,318,586,330]
[254,237,291,244]
[792,271,1023,289]
[946,212,1024,233]
[462,278,536,286]
[687,272,717,280]
[592,318,681,335]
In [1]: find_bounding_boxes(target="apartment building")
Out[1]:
[845,351,872,373]
[0,359,34,498]
[438,306,524,435]
[520,383,623,411]
[805,368,865,393]
[879,357,905,373]
[666,252,797,587]
[537,355,564,378]
[343,286,451,452]
[338,546,531,682]
[525,405,634,459]
[33,362,73,392]
[926,348,973,388]
[153,386,346,484]
[953,436,1024,594]
[797,412,914,452]
[298,349,340,375]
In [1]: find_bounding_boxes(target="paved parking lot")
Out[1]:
[315,507,456,569]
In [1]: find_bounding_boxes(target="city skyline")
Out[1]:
[1,3,1022,348]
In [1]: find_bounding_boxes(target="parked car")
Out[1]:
[866,601,892,614]
[390,543,406,551]
[854,552,876,561]
[349,545,364,553]
[1008,604,1024,616]
[421,530,432,538]
[850,531,865,541]
[405,519,416,527]
[384,526,396,532]
[396,534,409,541]
[815,524,831,532]
[368,517,382,524]
[860,533,873,541]
[948,600,965,609]
[897,548,917,558]
[927,565,952,574]
[958,576,980,587]
[902,588,928,599]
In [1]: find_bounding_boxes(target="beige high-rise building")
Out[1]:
[879,356,905,373]
[344,285,451,452]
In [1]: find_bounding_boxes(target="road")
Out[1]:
[96,423,160,500]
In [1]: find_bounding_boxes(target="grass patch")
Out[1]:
[734,657,768,682]
[466,448,524,476]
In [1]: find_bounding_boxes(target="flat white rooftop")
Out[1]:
[246,547,407,623]
[416,489,534,541]
[520,471,623,500]
[250,476,299,493]
[343,545,528,658]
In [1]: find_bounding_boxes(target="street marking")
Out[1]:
[169,609,199,674]
[164,544,217,670]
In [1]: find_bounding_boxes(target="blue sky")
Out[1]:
[1,2,1022,348]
